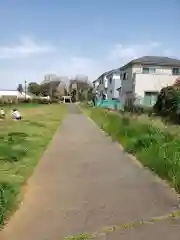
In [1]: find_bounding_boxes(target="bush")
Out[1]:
[83,106,180,192]
[124,104,153,116]
[154,86,180,123]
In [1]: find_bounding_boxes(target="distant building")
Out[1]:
[0,90,32,100]
[40,74,68,98]
[41,74,69,85]
[42,74,57,84]
[93,69,121,100]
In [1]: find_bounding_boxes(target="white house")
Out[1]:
[93,69,121,100]
[118,56,180,106]
[106,69,121,99]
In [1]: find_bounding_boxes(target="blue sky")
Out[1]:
[0,0,179,88]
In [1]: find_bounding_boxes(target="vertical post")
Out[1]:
[49,82,53,100]
[25,80,27,100]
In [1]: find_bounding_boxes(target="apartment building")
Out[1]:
[93,69,121,99]
[118,56,180,106]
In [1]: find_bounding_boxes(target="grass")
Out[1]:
[64,233,91,240]
[0,103,66,227]
[81,104,180,193]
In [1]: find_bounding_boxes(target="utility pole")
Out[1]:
[25,80,27,100]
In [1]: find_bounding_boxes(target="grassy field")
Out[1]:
[0,103,66,226]
[81,104,180,193]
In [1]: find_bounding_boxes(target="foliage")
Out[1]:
[154,86,180,123]
[124,104,153,116]
[0,104,66,226]
[40,81,68,101]
[173,77,180,87]
[27,82,41,96]
[82,105,180,192]
[17,84,23,93]
[69,79,92,102]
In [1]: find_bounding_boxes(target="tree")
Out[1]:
[28,82,41,96]
[17,84,23,93]
[69,78,92,102]
[154,86,180,123]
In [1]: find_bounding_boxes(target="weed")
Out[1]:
[64,233,91,240]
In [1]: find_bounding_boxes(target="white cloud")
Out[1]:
[0,36,55,59]
[0,37,179,89]
[109,41,161,64]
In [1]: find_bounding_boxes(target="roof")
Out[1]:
[106,68,121,77]
[120,56,180,70]
[97,71,110,80]
[0,90,32,99]
[95,68,120,82]
[0,90,18,96]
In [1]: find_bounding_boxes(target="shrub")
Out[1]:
[154,86,180,123]
[124,104,153,116]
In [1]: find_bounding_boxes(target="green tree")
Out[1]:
[28,82,41,96]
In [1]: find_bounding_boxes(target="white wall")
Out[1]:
[120,67,133,103]
[107,73,120,99]
[133,64,173,75]
[113,74,121,98]
[134,73,178,97]
[120,64,180,103]
[0,91,32,99]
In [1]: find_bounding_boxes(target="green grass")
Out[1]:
[0,104,66,226]
[81,104,180,193]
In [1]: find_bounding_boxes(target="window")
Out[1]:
[123,72,127,80]
[172,68,180,75]
[144,91,158,106]
[142,67,156,74]
[109,77,112,84]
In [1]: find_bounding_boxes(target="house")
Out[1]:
[118,56,180,106]
[93,69,121,100]
[41,76,68,98]
[105,69,121,99]
[92,72,108,99]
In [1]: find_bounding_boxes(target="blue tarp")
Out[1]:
[96,99,123,110]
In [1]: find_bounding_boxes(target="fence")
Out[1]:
[95,99,124,110]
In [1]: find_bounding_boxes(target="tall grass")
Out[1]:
[82,105,180,193]
[0,104,66,227]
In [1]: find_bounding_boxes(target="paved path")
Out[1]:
[1,104,180,239]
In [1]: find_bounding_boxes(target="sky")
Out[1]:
[0,0,179,88]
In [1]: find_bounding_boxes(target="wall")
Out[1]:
[120,67,133,104]
[134,73,179,98]
[107,74,121,99]
[120,64,180,104]
[132,64,173,75]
